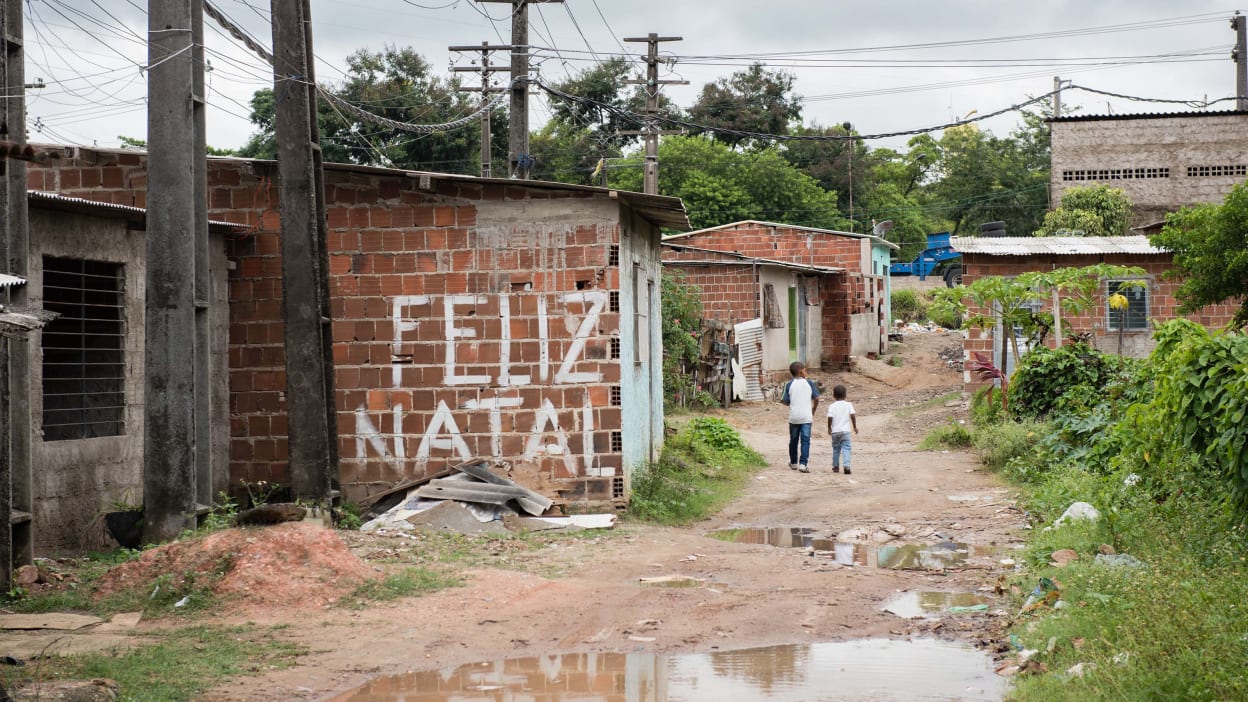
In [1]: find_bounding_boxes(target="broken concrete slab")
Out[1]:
[0,614,102,631]
[0,632,141,658]
[416,480,530,506]
[10,677,121,701]
[94,612,142,634]
[405,501,508,536]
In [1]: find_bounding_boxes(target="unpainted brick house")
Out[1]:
[28,146,687,513]
[661,221,897,385]
[8,191,237,554]
[952,235,1238,383]
[660,243,842,396]
[1050,110,1248,226]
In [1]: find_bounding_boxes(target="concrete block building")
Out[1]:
[9,191,237,553]
[661,221,897,385]
[27,146,686,515]
[1050,110,1248,225]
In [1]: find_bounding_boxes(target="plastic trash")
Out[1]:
[948,604,990,613]
[1021,577,1061,614]
[1095,553,1146,569]
[1053,502,1101,527]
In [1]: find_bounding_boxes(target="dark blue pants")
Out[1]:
[788,423,812,466]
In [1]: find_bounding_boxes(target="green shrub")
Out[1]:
[918,421,973,450]
[1010,343,1131,420]
[969,385,1005,427]
[924,290,963,329]
[974,420,1047,471]
[891,288,926,324]
[629,420,765,524]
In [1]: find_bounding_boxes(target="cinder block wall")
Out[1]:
[1051,113,1248,226]
[30,149,645,506]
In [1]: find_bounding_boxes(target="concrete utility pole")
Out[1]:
[1233,12,1248,111]
[1053,75,1063,118]
[145,0,207,542]
[1,0,32,587]
[450,42,513,178]
[270,0,338,502]
[475,0,562,179]
[623,33,686,195]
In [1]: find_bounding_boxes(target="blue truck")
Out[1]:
[889,231,963,287]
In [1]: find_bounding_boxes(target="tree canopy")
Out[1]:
[1036,184,1132,237]
[688,63,802,148]
[1151,181,1248,328]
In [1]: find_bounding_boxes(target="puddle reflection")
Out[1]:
[881,591,992,618]
[329,639,1003,701]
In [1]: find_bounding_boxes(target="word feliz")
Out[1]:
[352,290,616,477]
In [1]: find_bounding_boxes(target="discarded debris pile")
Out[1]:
[93,523,376,609]
[937,344,964,371]
[360,460,615,535]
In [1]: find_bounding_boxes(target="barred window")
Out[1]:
[41,257,126,441]
[1107,280,1149,332]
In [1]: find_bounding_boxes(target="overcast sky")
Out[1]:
[18,1,1246,160]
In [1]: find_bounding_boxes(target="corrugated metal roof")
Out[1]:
[1048,110,1248,124]
[28,191,247,234]
[0,273,27,288]
[951,236,1165,256]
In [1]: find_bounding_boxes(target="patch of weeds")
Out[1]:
[628,419,766,525]
[895,390,961,418]
[0,625,305,701]
[333,502,365,530]
[969,385,1006,427]
[918,420,973,450]
[340,567,461,609]
[974,420,1048,471]
[1,550,143,616]
[888,354,904,367]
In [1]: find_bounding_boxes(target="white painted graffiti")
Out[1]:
[357,291,612,477]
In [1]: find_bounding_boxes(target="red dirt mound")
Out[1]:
[94,522,378,609]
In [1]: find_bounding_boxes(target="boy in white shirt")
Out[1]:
[781,362,820,473]
[825,384,858,474]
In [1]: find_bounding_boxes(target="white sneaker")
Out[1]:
[799,466,810,473]
[789,463,798,470]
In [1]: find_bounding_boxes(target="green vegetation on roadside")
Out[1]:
[0,625,304,702]
[339,567,461,609]
[628,417,766,525]
[926,322,1248,700]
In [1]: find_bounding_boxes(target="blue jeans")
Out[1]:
[788,423,812,466]
[831,432,852,469]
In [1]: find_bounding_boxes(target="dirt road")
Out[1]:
[205,332,1024,700]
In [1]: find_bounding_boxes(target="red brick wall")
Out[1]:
[660,249,761,325]
[31,148,634,505]
[960,253,1240,378]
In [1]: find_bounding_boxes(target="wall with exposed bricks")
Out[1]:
[663,222,887,368]
[29,146,665,507]
[959,253,1239,386]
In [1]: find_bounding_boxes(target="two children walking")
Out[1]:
[782,362,858,475]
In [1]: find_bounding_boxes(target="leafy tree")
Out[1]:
[927,121,1048,237]
[613,136,846,230]
[859,138,950,260]
[1036,185,1132,236]
[1151,181,1248,328]
[118,135,237,156]
[660,271,714,408]
[239,46,505,173]
[688,63,802,148]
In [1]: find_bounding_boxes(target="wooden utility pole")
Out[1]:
[270,0,338,502]
[474,0,562,179]
[1,0,32,587]
[623,33,686,195]
[145,0,206,542]
[450,42,513,178]
[1234,13,1248,111]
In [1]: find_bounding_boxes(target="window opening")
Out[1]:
[1107,280,1149,331]
[41,256,126,441]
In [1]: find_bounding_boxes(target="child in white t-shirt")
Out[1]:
[825,384,858,474]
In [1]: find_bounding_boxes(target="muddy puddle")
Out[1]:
[881,591,992,618]
[329,638,1003,701]
[712,528,989,571]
